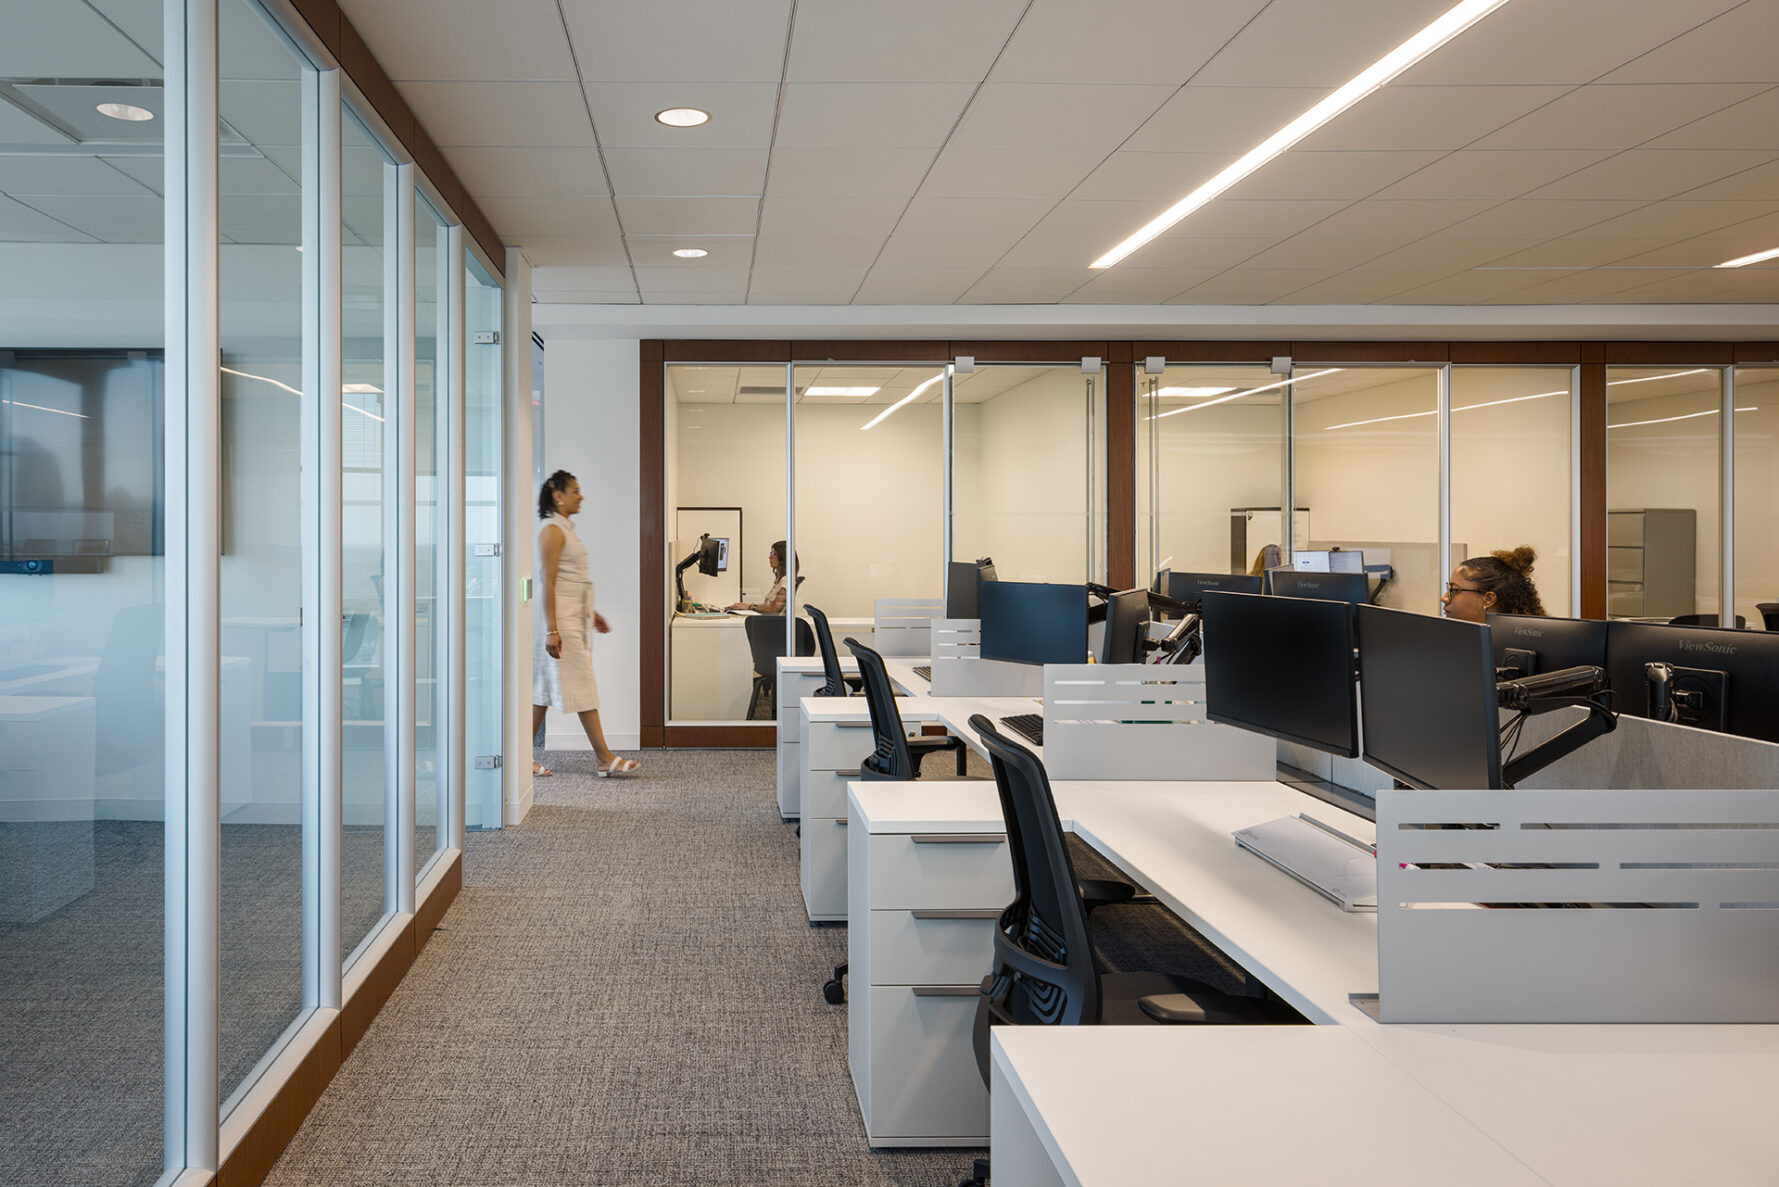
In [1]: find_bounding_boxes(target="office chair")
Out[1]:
[1668,613,1747,629]
[955,713,1295,1187]
[1757,603,1779,632]
[743,613,814,721]
[804,604,862,697]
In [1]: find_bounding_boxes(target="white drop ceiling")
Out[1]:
[13,1,1779,312]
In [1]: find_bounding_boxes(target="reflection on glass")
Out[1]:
[1735,369,1779,629]
[1450,367,1574,617]
[414,198,447,876]
[952,366,1106,585]
[1291,367,1443,612]
[665,365,786,723]
[217,0,307,1108]
[341,107,389,960]
[1606,367,1723,621]
[465,257,503,829]
[1138,364,1283,583]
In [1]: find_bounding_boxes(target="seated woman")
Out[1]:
[1440,546,1546,623]
[730,540,799,614]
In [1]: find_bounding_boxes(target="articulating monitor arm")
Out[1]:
[1497,665,1618,788]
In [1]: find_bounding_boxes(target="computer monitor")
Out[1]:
[1268,569,1370,607]
[1604,620,1779,743]
[979,580,1088,666]
[1487,613,1607,680]
[1292,549,1365,574]
[1099,589,1150,665]
[1166,571,1263,606]
[946,558,997,619]
[1203,591,1358,757]
[713,537,729,573]
[1357,605,1502,790]
[696,535,722,577]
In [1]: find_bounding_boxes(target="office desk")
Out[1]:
[774,655,858,820]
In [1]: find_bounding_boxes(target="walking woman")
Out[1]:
[532,470,639,777]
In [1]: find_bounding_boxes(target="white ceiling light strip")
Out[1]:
[2,399,90,419]
[861,371,945,431]
[1146,368,1344,421]
[1322,369,1720,431]
[1091,0,1511,269]
[222,365,387,422]
[1717,246,1779,269]
[1610,406,1756,430]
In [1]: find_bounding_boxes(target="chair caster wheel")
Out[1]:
[822,978,845,1005]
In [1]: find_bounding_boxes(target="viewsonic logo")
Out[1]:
[1513,626,1545,638]
[1678,639,1736,656]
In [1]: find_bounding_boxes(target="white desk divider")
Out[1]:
[929,619,1044,697]
[871,598,943,657]
[1375,786,1779,1023]
[1039,664,1274,782]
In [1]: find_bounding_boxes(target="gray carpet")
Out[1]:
[263,748,1264,1187]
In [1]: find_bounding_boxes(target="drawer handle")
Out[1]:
[911,985,982,998]
[911,909,1001,920]
[834,818,848,827]
[834,721,873,729]
[911,833,1006,845]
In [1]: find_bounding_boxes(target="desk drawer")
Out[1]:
[806,768,863,818]
[868,833,1013,912]
[802,815,849,920]
[865,985,988,1143]
[868,909,998,987]
[807,719,877,771]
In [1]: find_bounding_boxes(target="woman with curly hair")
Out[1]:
[1440,546,1546,623]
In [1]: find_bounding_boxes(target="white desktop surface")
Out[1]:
[801,694,940,726]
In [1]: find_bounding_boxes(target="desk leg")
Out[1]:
[990,1057,1068,1187]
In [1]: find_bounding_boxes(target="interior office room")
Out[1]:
[8,0,1779,1185]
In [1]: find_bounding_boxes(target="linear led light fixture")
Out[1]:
[223,366,387,422]
[1323,369,1717,431]
[1090,0,1511,269]
[1146,368,1343,421]
[805,386,880,396]
[1,398,90,419]
[1610,406,1755,430]
[1717,246,1779,268]
[862,372,944,431]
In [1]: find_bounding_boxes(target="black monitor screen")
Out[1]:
[1604,621,1779,743]
[946,559,997,619]
[1487,613,1606,678]
[1203,591,1357,757]
[1357,605,1501,790]
[1167,571,1263,605]
[980,580,1088,666]
[1269,569,1369,606]
[1099,589,1150,665]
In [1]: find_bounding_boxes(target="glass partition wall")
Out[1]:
[1735,368,1779,631]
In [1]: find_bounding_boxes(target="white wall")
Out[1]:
[534,336,641,752]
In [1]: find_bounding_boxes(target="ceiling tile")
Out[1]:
[1360,238,1542,271]
[532,290,642,305]
[785,0,1027,83]
[890,197,1054,240]
[530,265,637,293]
[1124,86,1333,154]
[1021,199,1165,243]
[918,148,1104,200]
[1474,84,1768,151]
[774,83,976,149]
[0,2,162,75]
[1396,0,1742,85]
[991,0,1265,85]
[1156,199,1351,240]
[1068,152,1237,203]
[1601,3,1779,84]
[1482,239,1654,268]
[1063,269,1218,303]
[747,292,854,305]
[1096,236,1274,271]
[960,267,1099,303]
[1565,200,1778,240]
[443,147,609,198]
[1436,199,1643,240]
[639,290,750,305]
[219,193,303,245]
[746,266,869,294]
[480,196,622,239]
[559,0,793,83]
[1230,150,1445,201]
[1387,269,1582,303]
[764,148,935,200]
[399,82,594,148]
[1673,160,1779,202]
[1610,236,1779,269]
[1375,150,1615,199]
[627,237,753,267]
[1489,270,1674,303]
[0,94,78,147]
[873,235,1017,270]
[1290,199,1497,240]
[603,148,768,196]
[1304,85,1573,151]
[337,0,578,81]
[0,195,101,243]
[633,265,751,293]
[1276,269,1458,304]
[13,194,163,242]
[1168,269,1342,305]
[1606,269,1761,302]
[220,80,303,149]
[613,195,757,237]
[1646,89,1779,150]
[946,84,1176,154]
[1525,150,1773,201]
[751,236,884,268]
[1236,238,1397,271]
[0,157,157,197]
[582,83,780,150]
[758,197,908,238]
[509,238,632,267]
[1191,0,1458,88]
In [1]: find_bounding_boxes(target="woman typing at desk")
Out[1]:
[1440,545,1546,623]
[730,540,799,614]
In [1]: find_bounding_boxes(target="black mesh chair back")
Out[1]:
[844,639,915,779]
[969,714,1098,1042]
[743,615,815,720]
[806,604,849,697]
[1760,603,1779,632]
[1669,613,1747,629]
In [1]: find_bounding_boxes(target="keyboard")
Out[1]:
[913,665,932,682]
[1000,713,1044,747]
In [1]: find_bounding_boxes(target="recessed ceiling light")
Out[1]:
[1157,386,1236,398]
[655,107,711,128]
[1091,0,1510,269]
[1716,246,1779,268]
[805,386,880,397]
[342,383,383,395]
[673,248,709,259]
[96,101,155,122]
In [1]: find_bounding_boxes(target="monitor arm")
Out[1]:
[1149,612,1202,665]
[1497,665,1618,787]
[674,533,712,612]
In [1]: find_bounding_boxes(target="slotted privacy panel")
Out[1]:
[1376,787,1779,1023]
[1040,665,1274,782]
[929,619,1043,697]
[872,598,943,657]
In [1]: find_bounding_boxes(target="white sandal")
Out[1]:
[595,757,640,778]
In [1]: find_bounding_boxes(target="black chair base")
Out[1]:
[823,962,846,1005]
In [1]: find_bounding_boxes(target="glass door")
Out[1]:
[464,257,503,827]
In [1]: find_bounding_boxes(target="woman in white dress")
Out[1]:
[532,470,638,777]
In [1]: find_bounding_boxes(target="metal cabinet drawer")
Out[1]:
[864,985,989,1144]
[802,815,849,921]
[867,832,1013,912]
[806,718,877,771]
[867,909,999,988]
[806,768,860,819]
